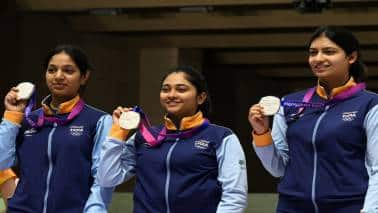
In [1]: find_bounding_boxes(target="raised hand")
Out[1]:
[112,106,133,125]
[248,104,270,135]
[4,87,28,113]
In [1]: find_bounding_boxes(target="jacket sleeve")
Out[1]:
[216,134,248,213]
[252,107,289,177]
[362,105,378,213]
[84,114,115,213]
[0,111,24,170]
[97,125,136,188]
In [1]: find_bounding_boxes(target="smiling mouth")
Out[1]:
[52,84,66,89]
[312,65,330,72]
[166,102,181,106]
[313,68,326,72]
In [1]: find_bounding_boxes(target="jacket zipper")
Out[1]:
[311,106,329,213]
[42,123,57,213]
[164,138,179,213]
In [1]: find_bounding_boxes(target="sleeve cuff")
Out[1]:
[0,169,17,186]
[3,110,24,125]
[109,124,130,141]
[252,130,273,147]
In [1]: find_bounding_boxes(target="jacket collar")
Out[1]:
[41,95,81,115]
[316,77,356,99]
[164,111,206,131]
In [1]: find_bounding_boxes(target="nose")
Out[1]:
[54,70,64,80]
[313,52,325,62]
[167,89,177,98]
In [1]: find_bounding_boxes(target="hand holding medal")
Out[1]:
[113,106,141,130]
[258,96,281,116]
[119,110,141,130]
[4,82,35,113]
[248,96,281,135]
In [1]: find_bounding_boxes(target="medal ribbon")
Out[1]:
[133,106,209,147]
[24,91,44,128]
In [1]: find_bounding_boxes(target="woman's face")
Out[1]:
[308,35,356,84]
[45,52,88,101]
[160,72,206,120]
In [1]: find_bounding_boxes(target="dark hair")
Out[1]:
[161,66,212,118]
[308,26,366,82]
[43,44,92,76]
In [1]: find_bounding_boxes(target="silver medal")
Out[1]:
[259,96,281,116]
[16,82,35,100]
[119,111,141,130]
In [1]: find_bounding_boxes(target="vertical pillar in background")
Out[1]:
[139,48,203,125]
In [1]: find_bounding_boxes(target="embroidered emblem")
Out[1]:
[342,111,357,122]
[24,128,37,136]
[194,140,210,150]
[239,160,246,169]
[70,125,84,136]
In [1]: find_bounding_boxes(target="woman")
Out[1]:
[248,26,378,212]
[0,45,113,212]
[98,66,248,212]
[0,169,17,209]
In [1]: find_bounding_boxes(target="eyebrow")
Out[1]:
[175,84,189,87]
[48,64,76,68]
[162,83,189,88]
[309,46,338,50]
[163,83,188,86]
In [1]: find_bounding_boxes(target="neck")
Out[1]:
[168,115,182,129]
[50,95,75,108]
[319,75,350,96]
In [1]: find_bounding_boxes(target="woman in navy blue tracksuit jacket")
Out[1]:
[0,45,113,212]
[249,26,378,213]
[98,66,248,213]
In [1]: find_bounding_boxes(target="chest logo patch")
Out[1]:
[70,125,84,136]
[194,139,210,150]
[24,128,37,136]
[342,111,358,122]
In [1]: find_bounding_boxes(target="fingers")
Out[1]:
[18,99,28,108]
[10,87,19,93]
[5,88,19,105]
[249,104,265,121]
[248,103,270,134]
[113,106,123,118]
[12,87,23,101]
[112,106,133,120]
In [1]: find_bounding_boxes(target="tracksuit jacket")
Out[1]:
[253,79,378,213]
[98,111,248,213]
[0,95,113,213]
